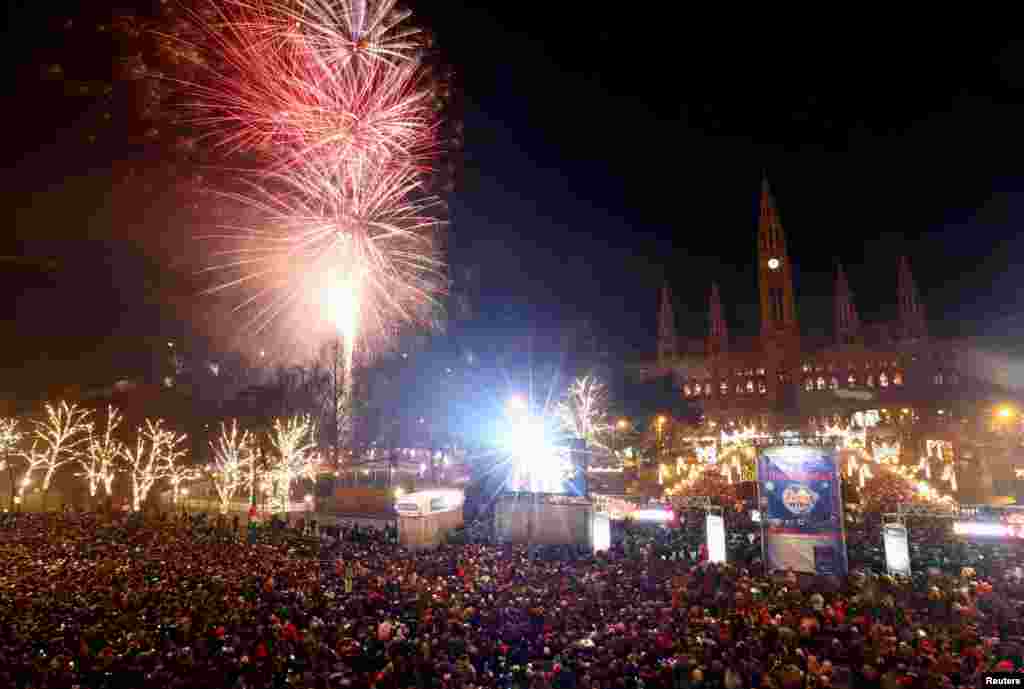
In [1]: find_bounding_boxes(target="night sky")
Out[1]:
[4,5,1024,401]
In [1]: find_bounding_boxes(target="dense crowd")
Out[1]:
[2,509,1024,689]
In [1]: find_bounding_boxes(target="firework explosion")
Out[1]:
[165,0,447,435]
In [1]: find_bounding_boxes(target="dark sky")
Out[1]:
[4,4,1024,399]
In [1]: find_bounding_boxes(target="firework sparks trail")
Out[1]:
[199,157,446,380]
[167,0,445,445]
[162,0,437,168]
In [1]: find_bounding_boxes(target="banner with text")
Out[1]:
[758,445,848,576]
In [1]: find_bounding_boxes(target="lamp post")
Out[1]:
[616,418,628,457]
[656,415,667,463]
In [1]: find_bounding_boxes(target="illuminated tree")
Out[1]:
[210,420,255,514]
[0,418,23,509]
[80,406,125,502]
[122,419,187,512]
[555,375,611,449]
[266,415,317,512]
[166,457,201,508]
[20,401,93,507]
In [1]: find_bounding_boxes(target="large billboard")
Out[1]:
[757,445,848,576]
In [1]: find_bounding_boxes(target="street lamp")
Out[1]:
[655,415,667,461]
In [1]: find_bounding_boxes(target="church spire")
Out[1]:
[707,283,729,356]
[897,256,927,340]
[758,177,798,341]
[835,263,860,345]
[657,282,677,364]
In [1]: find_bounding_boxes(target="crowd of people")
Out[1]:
[2,507,1024,689]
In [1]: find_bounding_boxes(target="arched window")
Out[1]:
[684,384,692,397]
[829,377,839,390]
[758,381,767,394]
[879,372,889,388]
[747,380,755,393]
[934,373,944,385]
[893,372,904,386]
[720,381,729,395]
[704,384,712,397]
[805,378,814,391]
[736,383,743,394]
[867,375,875,388]
[848,374,857,387]
[816,376,826,390]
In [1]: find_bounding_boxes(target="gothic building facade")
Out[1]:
[648,180,1012,432]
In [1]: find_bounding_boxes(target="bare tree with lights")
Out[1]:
[555,375,612,450]
[123,419,187,512]
[267,415,317,514]
[0,418,23,510]
[166,456,200,508]
[79,406,125,506]
[20,401,93,509]
[210,420,255,514]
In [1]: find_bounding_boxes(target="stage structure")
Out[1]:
[494,493,603,551]
[757,444,849,576]
[883,504,1024,571]
[396,489,465,550]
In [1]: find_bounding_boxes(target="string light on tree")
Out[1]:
[267,415,317,513]
[210,420,256,514]
[555,375,611,450]
[20,401,93,507]
[79,406,125,501]
[122,419,187,512]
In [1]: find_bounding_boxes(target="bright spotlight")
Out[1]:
[505,414,571,494]
[506,394,528,416]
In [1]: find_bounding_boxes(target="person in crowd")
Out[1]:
[1,507,1022,689]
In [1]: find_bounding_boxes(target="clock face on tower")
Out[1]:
[768,258,781,271]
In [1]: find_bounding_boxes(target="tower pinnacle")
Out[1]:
[897,256,927,340]
[707,283,729,356]
[758,178,798,341]
[657,282,677,364]
[835,263,860,345]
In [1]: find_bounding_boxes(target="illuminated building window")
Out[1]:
[816,376,826,390]
[736,383,743,394]
[746,380,755,393]
[867,375,875,388]
[934,373,944,385]
[757,367,766,376]
[829,377,838,390]
[802,363,811,373]
[848,374,857,387]
[720,381,729,395]
[758,380,767,394]
[879,372,889,387]
[684,384,692,397]
[805,378,814,391]
[894,372,904,386]
[704,384,712,397]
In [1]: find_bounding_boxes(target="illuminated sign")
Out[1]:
[953,522,1010,538]
[883,524,911,577]
[633,508,674,523]
[706,514,726,564]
